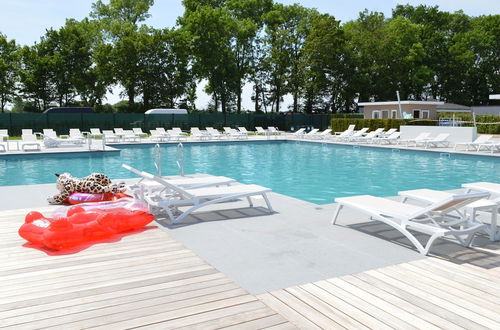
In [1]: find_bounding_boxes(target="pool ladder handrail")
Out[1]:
[177,142,185,176]
[153,143,161,176]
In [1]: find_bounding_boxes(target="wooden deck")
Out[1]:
[258,257,500,329]
[0,207,294,329]
[2,206,500,329]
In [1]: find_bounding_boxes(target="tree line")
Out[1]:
[0,0,498,113]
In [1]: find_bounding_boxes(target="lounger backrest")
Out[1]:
[122,164,143,176]
[364,131,378,138]
[0,129,8,135]
[90,128,101,134]
[103,130,114,135]
[22,134,37,142]
[414,132,430,140]
[347,124,356,131]
[115,128,125,134]
[474,135,492,143]
[384,128,397,136]
[133,128,144,134]
[238,127,248,133]
[142,171,195,199]
[156,127,167,134]
[172,128,182,133]
[255,127,265,133]
[22,129,33,135]
[293,128,306,135]
[411,192,489,219]
[319,128,331,135]
[191,127,201,133]
[433,133,449,141]
[388,132,400,139]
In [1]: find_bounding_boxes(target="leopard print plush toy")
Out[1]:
[48,173,125,204]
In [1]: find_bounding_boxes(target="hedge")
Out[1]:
[331,115,500,134]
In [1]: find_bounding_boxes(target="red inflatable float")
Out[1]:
[19,198,154,251]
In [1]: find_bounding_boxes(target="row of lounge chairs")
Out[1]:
[122,164,273,224]
[333,182,500,255]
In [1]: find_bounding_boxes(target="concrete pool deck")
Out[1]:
[1,179,498,295]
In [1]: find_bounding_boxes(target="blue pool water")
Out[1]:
[0,141,498,204]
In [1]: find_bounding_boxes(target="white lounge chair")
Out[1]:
[399,187,499,241]
[351,130,379,143]
[132,127,148,138]
[167,129,188,141]
[332,192,489,255]
[190,127,209,141]
[237,127,251,136]
[313,128,332,139]
[334,124,355,135]
[267,127,281,135]
[303,128,320,139]
[89,128,103,139]
[287,128,306,138]
[223,127,245,139]
[43,135,85,148]
[43,129,58,138]
[342,127,368,141]
[399,132,431,146]
[140,172,273,224]
[21,129,33,136]
[477,142,500,153]
[206,127,225,140]
[373,132,401,144]
[455,135,493,151]
[329,129,354,141]
[381,128,397,137]
[122,130,141,142]
[69,128,87,140]
[0,129,8,151]
[122,164,236,197]
[20,134,43,151]
[102,130,120,143]
[255,127,267,135]
[150,129,169,142]
[421,133,450,148]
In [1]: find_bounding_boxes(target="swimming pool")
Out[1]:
[1,141,498,204]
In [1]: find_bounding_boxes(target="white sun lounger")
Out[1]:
[89,128,103,139]
[43,135,85,148]
[190,127,209,141]
[421,133,450,148]
[372,132,401,144]
[455,135,493,151]
[206,127,225,140]
[477,142,500,153]
[122,164,236,198]
[102,130,120,143]
[332,192,488,255]
[399,187,499,241]
[399,132,431,146]
[334,124,355,135]
[69,128,88,140]
[380,128,397,137]
[133,128,148,138]
[286,128,306,138]
[223,127,246,139]
[20,134,43,151]
[140,172,273,224]
[42,129,58,138]
[237,127,251,136]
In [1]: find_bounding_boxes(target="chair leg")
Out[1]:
[246,196,253,207]
[262,193,273,213]
[331,204,343,225]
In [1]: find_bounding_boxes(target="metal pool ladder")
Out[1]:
[176,142,185,176]
[153,144,161,176]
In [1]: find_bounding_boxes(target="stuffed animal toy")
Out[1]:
[48,173,125,204]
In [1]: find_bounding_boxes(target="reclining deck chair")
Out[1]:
[140,172,273,224]
[332,192,489,255]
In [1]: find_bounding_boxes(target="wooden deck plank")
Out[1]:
[341,274,463,330]
[257,293,321,330]
[302,282,391,329]
[379,265,500,324]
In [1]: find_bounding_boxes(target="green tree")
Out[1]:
[181,1,238,112]
[91,0,154,109]
[0,34,19,112]
[262,4,318,112]
[302,14,352,112]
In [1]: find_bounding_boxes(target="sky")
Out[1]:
[1,0,499,109]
